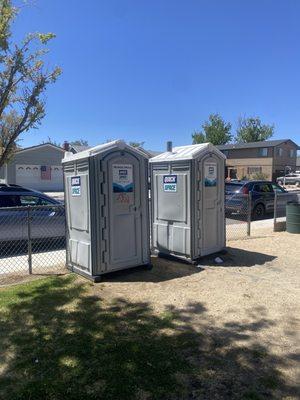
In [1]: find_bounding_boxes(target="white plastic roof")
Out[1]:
[149,143,226,162]
[62,140,149,163]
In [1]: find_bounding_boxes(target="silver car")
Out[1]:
[276,173,300,186]
[0,184,65,243]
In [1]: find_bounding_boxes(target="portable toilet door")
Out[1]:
[200,153,225,256]
[105,151,143,270]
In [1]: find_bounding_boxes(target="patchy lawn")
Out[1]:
[0,243,299,400]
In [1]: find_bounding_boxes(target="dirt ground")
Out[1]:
[1,231,299,398]
[92,231,300,396]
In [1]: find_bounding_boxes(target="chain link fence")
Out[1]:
[0,205,66,285]
[225,190,300,239]
[1,191,299,285]
[226,193,251,240]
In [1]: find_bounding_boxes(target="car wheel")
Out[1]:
[252,204,265,219]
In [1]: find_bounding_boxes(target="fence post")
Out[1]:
[27,206,32,274]
[247,192,252,236]
[273,191,278,231]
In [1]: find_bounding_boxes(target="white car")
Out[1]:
[276,173,300,186]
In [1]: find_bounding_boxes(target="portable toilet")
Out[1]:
[150,142,226,263]
[62,140,151,281]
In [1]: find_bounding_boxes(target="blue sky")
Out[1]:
[13,0,300,151]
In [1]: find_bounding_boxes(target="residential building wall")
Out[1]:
[223,140,298,181]
[0,144,65,190]
[7,146,64,182]
[273,142,297,174]
[222,147,273,159]
[225,158,273,180]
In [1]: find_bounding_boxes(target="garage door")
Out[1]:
[16,164,63,191]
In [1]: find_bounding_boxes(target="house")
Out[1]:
[66,142,91,154]
[0,143,66,191]
[216,139,299,181]
[297,156,300,171]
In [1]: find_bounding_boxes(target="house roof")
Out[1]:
[216,139,299,151]
[146,150,162,157]
[149,143,226,162]
[16,142,65,154]
[69,144,91,153]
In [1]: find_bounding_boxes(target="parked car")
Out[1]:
[276,173,300,186]
[225,180,289,219]
[0,184,65,244]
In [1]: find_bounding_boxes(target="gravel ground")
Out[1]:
[92,231,300,396]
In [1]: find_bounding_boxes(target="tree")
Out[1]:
[129,141,145,148]
[70,139,89,147]
[192,132,206,144]
[192,114,232,145]
[236,116,274,143]
[0,0,61,168]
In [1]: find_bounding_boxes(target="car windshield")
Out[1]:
[225,184,243,194]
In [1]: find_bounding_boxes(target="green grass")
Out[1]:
[0,275,292,400]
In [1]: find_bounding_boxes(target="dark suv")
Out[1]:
[0,184,65,243]
[225,180,288,219]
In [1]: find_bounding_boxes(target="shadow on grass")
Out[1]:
[0,275,298,400]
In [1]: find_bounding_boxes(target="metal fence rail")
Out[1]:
[0,205,66,285]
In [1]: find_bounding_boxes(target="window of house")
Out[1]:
[247,166,262,174]
[276,147,283,156]
[259,148,268,157]
[289,149,295,158]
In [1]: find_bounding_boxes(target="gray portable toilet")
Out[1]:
[62,140,151,281]
[150,143,226,263]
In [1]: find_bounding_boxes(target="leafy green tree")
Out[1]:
[192,114,232,145]
[0,0,61,168]
[236,117,274,143]
[70,139,89,147]
[192,132,206,144]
